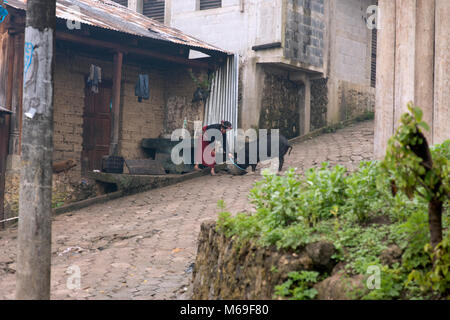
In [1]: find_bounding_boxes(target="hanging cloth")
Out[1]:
[0,4,8,24]
[135,74,149,102]
[87,64,102,93]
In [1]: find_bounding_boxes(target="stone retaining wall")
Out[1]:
[191,220,342,300]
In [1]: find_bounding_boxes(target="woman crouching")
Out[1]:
[194,121,232,175]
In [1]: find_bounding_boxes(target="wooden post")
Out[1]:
[414,0,435,144]
[110,51,123,156]
[394,0,416,130]
[16,0,56,300]
[374,0,397,159]
[433,0,450,145]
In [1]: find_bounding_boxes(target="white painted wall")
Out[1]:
[333,0,373,85]
[169,0,282,56]
[326,0,376,124]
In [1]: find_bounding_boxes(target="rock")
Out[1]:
[111,262,131,269]
[305,241,337,272]
[227,164,247,175]
[366,215,391,226]
[331,261,346,276]
[315,273,365,300]
[380,244,402,266]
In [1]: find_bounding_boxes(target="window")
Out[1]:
[200,0,222,10]
[143,0,165,23]
[112,0,128,7]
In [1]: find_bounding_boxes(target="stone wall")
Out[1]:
[192,221,315,300]
[259,71,300,139]
[284,0,325,68]
[191,220,343,300]
[310,78,328,131]
[337,81,375,121]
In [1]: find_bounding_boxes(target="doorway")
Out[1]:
[82,81,112,172]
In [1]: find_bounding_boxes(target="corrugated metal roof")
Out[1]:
[0,106,12,114]
[5,0,230,55]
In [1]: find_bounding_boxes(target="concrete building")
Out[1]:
[116,0,378,139]
[374,0,449,158]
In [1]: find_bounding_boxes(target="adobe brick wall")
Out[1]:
[119,64,166,160]
[162,67,206,136]
[52,52,111,176]
[52,49,206,173]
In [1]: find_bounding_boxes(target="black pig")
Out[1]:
[231,133,292,173]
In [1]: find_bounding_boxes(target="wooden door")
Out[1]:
[82,82,112,172]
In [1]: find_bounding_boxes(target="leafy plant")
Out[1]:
[362,265,406,300]
[274,271,319,300]
[408,236,450,296]
[188,69,213,103]
[249,168,303,226]
[215,118,449,299]
[383,103,450,247]
[344,161,386,222]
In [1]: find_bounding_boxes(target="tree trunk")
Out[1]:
[16,0,56,300]
[428,198,443,248]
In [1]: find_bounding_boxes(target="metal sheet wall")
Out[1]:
[204,54,239,152]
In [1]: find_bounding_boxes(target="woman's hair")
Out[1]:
[221,120,232,129]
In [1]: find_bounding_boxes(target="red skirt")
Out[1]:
[196,126,216,168]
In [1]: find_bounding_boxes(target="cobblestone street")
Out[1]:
[0,121,374,300]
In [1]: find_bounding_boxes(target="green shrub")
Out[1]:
[408,236,450,296]
[344,161,387,222]
[274,271,320,300]
[215,118,449,299]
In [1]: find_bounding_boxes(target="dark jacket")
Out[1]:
[135,74,149,102]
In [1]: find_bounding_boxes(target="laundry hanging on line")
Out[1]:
[87,64,102,93]
[135,74,149,102]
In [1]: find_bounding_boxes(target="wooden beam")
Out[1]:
[110,51,123,156]
[55,31,212,69]
[252,42,282,51]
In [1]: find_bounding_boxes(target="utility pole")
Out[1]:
[16,0,56,300]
